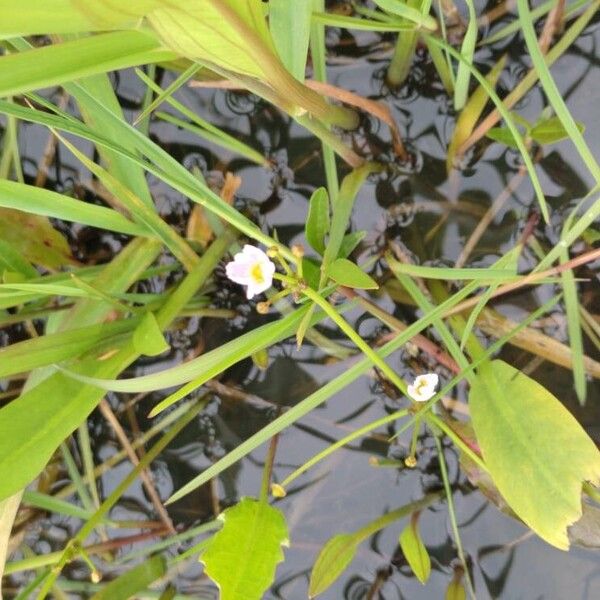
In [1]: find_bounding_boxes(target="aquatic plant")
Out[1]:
[0,1,599,599]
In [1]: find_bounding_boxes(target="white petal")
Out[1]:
[407,373,439,402]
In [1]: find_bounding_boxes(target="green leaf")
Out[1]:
[321,164,375,285]
[445,576,467,600]
[328,258,378,290]
[530,116,585,145]
[305,187,330,255]
[90,555,167,600]
[338,230,366,259]
[201,498,288,600]
[309,495,438,597]
[309,533,359,598]
[0,179,148,236]
[0,208,73,270]
[371,0,438,30]
[0,319,137,378]
[469,360,600,549]
[399,513,430,584]
[305,188,330,255]
[0,493,21,588]
[270,0,312,81]
[486,126,520,149]
[133,313,169,357]
[0,31,175,98]
[147,0,275,80]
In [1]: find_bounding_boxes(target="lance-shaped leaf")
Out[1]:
[399,512,430,584]
[469,360,600,549]
[328,258,378,290]
[201,497,289,600]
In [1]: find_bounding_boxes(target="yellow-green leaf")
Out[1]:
[305,187,330,256]
[328,258,378,290]
[133,312,169,357]
[309,533,359,598]
[469,360,600,549]
[0,208,74,269]
[399,513,430,584]
[201,497,288,600]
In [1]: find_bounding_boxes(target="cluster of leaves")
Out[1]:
[0,1,599,599]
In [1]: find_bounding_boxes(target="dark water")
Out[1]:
[5,8,600,600]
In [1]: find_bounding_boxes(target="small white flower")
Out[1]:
[225,245,275,300]
[407,373,439,402]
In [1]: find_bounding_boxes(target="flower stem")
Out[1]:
[301,286,408,395]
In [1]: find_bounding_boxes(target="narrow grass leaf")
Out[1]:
[447,55,506,171]
[90,555,166,600]
[518,0,600,185]
[0,180,149,237]
[453,0,477,109]
[371,0,438,30]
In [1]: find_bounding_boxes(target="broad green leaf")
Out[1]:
[338,230,366,258]
[0,208,74,270]
[0,179,149,236]
[328,258,378,290]
[90,555,166,600]
[147,0,276,80]
[305,187,330,255]
[201,498,288,600]
[133,312,169,357]
[270,0,312,81]
[469,360,600,549]
[309,495,438,597]
[530,116,585,145]
[399,514,430,584]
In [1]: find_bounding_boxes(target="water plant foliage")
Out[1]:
[0,0,599,598]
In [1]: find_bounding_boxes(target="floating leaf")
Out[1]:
[201,497,288,600]
[305,187,330,255]
[328,258,378,290]
[399,513,430,584]
[133,312,169,357]
[469,360,600,549]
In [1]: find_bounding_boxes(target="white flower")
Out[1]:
[225,245,275,300]
[407,373,439,402]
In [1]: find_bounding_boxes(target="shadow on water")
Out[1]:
[4,9,600,600]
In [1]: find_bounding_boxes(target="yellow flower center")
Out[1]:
[415,379,428,394]
[250,262,264,284]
